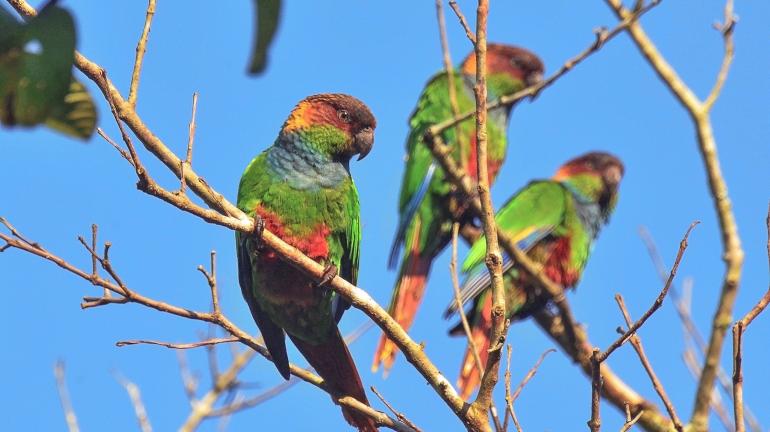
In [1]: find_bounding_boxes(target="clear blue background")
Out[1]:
[1,1,768,431]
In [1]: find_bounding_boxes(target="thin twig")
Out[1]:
[732,204,770,432]
[598,222,698,363]
[128,0,156,108]
[371,387,423,432]
[435,0,467,160]
[179,92,198,194]
[615,295,683,431]
[588,349,602,432]
[682,348,734,432]
[427,1,661,139]
[54,361,80,432]
[97,128,135,166]
[503,345,522,432]
[704,0,736,111]
[116,337,239,349]
[510,348,555,402]
[198,250,220,315]
[450,223,485,386]
[114,372,153,432]
[0,224,407,431]
[639,228,762,431]
[620,403,644,432]
[176,350,200,403]
[447,0,476,44]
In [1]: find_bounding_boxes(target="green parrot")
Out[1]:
[445,152,624,399]
[236,94,377,431]
[373,44,544,373]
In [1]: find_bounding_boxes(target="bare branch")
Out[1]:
[602,3,745,428]
[97,128,135,167]
[598,222,698,363]
[510,348,555,403]
[449,223,484,387]
[465,5,507,432]
[371,387,423,432]
[704,0,736,111]
[114,372,153,432]
[732,204,770,432]
[615,295,683,431]
[12,1,481,426]
[620,403,644,432]
[116,337,239,349]
[682,348,734,432]
[588,349,602,432]
[54,361,80,432]
[427,1,661,138]
[179,92,198,194]
[447,0,476,44]
[128,0,157,107]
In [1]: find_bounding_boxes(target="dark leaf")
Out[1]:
[45,78,97,139]
[247,0,281,75]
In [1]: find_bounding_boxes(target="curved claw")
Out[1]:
[252,216,266,251]
[317,264,338,288]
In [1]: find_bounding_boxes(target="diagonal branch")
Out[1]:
[0,225,414,431]
[3,2,474,426]
[427,1,661,139]
[615,295,683,431]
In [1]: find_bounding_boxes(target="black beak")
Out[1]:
[355,127,374,160]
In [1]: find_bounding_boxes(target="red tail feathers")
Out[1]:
[290,329,377,432]
[372,250,431,374]
[457,295,493,400]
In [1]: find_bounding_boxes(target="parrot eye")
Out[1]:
[338,109,352,123]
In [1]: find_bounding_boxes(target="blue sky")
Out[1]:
[1,1,769,431]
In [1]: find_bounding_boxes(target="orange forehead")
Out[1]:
[283,100,345,133]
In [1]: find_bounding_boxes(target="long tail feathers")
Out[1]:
[456,295,493,401]
[372,250,432,375]
[290,329,378,432]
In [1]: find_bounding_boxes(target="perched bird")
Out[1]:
[236,94,377,431]
[445,152,624,400]
[373,44,544,373]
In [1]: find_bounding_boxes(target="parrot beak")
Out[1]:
[525,71,543,87]
[355,127,374,160]
[604,164,623,187]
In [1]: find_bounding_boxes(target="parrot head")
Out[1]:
[553,151,624,220]
[460,44,544,94]
[282,93,376,161]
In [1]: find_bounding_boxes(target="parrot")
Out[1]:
[236,93,377,431]
[445,151,624,400]
[373,43,545,373]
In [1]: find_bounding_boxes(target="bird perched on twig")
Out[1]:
[373,44,544,374]
[236,94,377,431]
[446,151,624,400]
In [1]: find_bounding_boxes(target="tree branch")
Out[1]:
[602,2,744,429]
[732,204,770,432]
[127,0,156,108]
[4,2,474,426]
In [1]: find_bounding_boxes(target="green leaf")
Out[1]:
[44,78,97,139]
[247,0,281,75]
[11,5,76,125]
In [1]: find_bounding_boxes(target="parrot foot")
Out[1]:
[316,264,338,289]
[252,215,266,251]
